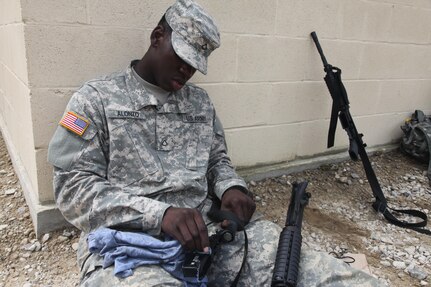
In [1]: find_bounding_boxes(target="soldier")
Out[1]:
[48,0,383,286]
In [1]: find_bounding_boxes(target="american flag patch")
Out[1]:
[59,111,89,136]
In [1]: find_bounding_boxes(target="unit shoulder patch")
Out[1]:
[59,111,90,136]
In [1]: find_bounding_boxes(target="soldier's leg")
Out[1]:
[80,254,183,287]
[206,218,281,287]
[297,250,384,287]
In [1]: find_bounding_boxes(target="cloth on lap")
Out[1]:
[88,227,207,287]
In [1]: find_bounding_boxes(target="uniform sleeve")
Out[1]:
[48,88,170,234]
[206,114,249,200]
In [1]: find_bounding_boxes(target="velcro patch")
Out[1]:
[59,111,89,136]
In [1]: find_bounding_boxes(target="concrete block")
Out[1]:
[268,81,331,125]
[276,0,342,38]
[192,33,238,83]
[30,88,74,148]
[36,149,54,204]
[359,43,408,79]
[354,113,407,146]
[198,0,276,34]
[25,25,147,88]
[377,80,428,114]
[0,24,28,85]
[362,2,393,42]
[1,68,37,195]
[296,120,332,157]
[402,45,431,79]
[343,80,381,116]
[201,83,270,129]
[87,0,172,28]
[373,0,431,9]
[339,0,368,40]
[360,43,431,79]
[225,124,300,167]
[0,89,4,116]
[21,0,87,24]
[237,36,309,82]
[412,80,431,110]
[340,0,393,42]
[388,5,431,44]
[0,0,22,25]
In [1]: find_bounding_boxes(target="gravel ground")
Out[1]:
[0,131,430,286]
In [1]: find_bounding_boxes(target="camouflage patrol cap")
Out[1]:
[165,0,220,75]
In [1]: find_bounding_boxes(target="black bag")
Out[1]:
[401,110,431,183]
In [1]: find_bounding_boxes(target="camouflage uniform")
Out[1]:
[48,62,278,286]
[48,0,384,286]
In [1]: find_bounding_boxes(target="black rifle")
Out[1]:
[310,31,430,235]
[272,181,310,287]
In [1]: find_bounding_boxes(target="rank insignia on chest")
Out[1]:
[59,111,90,136]
[183,115,207,123]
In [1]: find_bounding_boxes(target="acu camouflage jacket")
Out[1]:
[48,63,248,236]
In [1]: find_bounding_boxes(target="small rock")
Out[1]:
[72,242,79,251]
[380,260,391,267]
[405,246,415,255]
[249,181,257,187]
[392,261,406,269]
[0,224,8,231]
[351,173,360,179]
[41,234,50,244]
[420,280,428,286]
[254,196,261,202]
[380,237,393,244]
[57,235,68,242]
[33,241,42,252]
[406,264,428,280]
[62,230,72,238]
[4,188,16,195]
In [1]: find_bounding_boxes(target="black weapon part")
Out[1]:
[272,181,310,287]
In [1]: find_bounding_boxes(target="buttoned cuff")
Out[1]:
[214,178,249,200]
[143,202,172,236]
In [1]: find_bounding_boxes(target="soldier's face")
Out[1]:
[154,32,196,92]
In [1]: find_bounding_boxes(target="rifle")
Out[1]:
[310,31,430,236]
[272,181,310,287]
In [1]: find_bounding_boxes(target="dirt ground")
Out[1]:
[0,131,430,286]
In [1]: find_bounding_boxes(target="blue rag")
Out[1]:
[87,227,208,287]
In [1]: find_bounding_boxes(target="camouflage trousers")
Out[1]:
[79,201,383,287]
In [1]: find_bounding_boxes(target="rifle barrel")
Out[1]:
[310,32,329,67]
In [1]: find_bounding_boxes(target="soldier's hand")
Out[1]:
[220,188,255,229]
[161,207,209,251]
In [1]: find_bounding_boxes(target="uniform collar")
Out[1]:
[125,60,193,113]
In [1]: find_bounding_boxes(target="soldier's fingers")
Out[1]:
[180,218,205,251]
[184,217,202,251]
[193,211,209,250]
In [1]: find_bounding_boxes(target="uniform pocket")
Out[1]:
[186,133,212,170]
[109,119,164,186]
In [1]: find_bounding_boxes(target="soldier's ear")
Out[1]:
[150,25,166,48]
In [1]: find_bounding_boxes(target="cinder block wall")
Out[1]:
[0,0,431,234]
[0,1,38,210]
